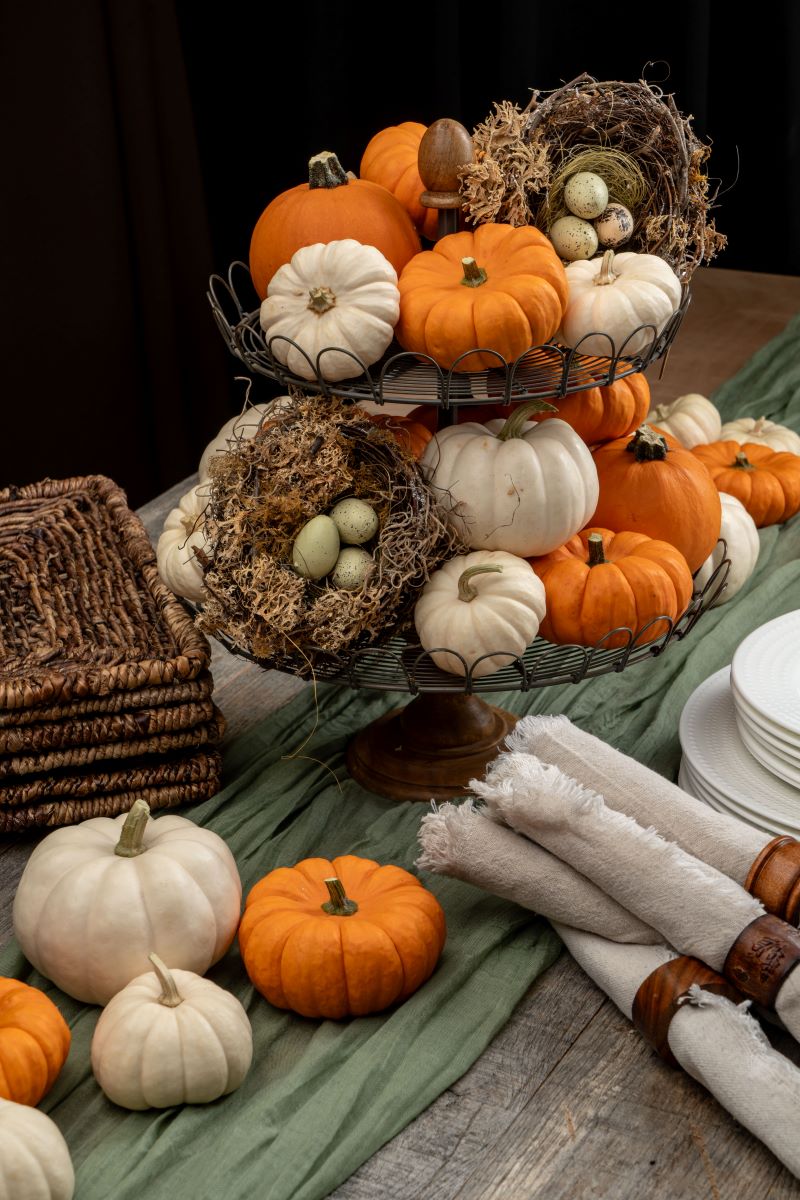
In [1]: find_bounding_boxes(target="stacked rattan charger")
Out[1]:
[0,475,224,830]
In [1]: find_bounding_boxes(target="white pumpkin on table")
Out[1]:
[199,398,291,482]
[719,415,800,456]
[0,1099,74,1200]
[156,483,212,602]
[645,393,721,449]
[694,492,760,606]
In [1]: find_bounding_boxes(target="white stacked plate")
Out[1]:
[730,611,800,790]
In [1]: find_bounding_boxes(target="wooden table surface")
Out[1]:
[3,266,800,1198]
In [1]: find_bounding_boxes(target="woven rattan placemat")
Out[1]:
[0,698,216,755]
[0,673,214,727]
[0,776,221,831]
[0,748,222,806]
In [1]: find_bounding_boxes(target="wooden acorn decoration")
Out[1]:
[418,118,474,239]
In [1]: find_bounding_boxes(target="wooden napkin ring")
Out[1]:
[632,956,742,1068]
[723,913,800,1008]
[745,836,800,924]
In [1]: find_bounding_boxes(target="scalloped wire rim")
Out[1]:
[208,261,691,409]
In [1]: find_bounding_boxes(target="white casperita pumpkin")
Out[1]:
[199,397,291,481]
[259,239,400,382]
[560,249,682,357]
[646,393,722,449]
[91,955,252,1110]
[13,800,242,1006]
[156,483,212,603]
[0,1099,74,1200]
[694,492,760,606]
[420,403,599,557]
[718,415,800,456]
[414,551,546,678]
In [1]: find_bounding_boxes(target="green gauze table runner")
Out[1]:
[3,311,800,1199]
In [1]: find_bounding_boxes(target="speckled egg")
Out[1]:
[329,498,379,545]
[332,547,374,591]
[594,202,634,248]
[549,216,598,262]
[563,172,609,220]
[292,515,340,580]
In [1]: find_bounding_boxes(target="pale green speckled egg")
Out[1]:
[332,547,374,590]
[549,216,598,262]
[329,498,379,545]
[564,172,609,220]
[292,515,340,580]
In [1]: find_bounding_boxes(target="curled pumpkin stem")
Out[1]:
[496,399,559,440]
[457,563,503,601]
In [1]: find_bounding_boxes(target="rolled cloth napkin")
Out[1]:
[476,755,800,1040]
[507,715,766,882]
[553,923,800,1180]
[417,800,658,943]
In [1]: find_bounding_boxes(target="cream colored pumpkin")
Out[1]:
[646,393,721,449]
[420,404,598,557]
[199,398,291,481]
[91,955,252,1110]
[156,484,212,602]
[414,551,546,677]
[561,249,682,357]
[259,239,400,381]
[13,800,241,1006]
[718,416,800,456]
[0,1099,74,1200]
[694,492,760,606]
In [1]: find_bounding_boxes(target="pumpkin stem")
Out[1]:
[457,563,503,601]
[114,799,150,858]
[307,286,337,314]
[460,257,488,288]
[308,151,349,190]
[148,953,184,1008]
[322,877,359,917]
[654,403,672,420]
[496,399,559,440]
[753,417,767,435]
[733,451,754,469]
[587,533,607,566]
[625,424,669,462]
[595,249,617,286]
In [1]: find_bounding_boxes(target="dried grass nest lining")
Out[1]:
[461,72,727,281]
[196,396,460,673]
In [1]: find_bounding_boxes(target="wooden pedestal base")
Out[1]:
[346,692,518,802]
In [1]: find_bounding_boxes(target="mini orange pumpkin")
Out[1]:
[0,978,71,1106]
[690,441,800,527]
[396,224,568,372]
[360,122,438,240]
[364,411,433,460]
[239,855,446,1019]
[532,372,651,445]
[530,528,694,648]
[249,151,421,298]
[591,425,721,572]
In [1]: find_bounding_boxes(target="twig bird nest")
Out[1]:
[461,72,727,282]
[196,395,460,675]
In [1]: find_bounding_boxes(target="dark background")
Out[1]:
[3,1,798,507]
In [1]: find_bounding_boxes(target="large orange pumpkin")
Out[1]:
[396,224,568,372]
[690,441,800,527]
[239,855,447,1019]
[360,122,438,240]
[530,528,694,648]
[591,425,721,571]
[248,151,421,298]
[0,978,71,1106]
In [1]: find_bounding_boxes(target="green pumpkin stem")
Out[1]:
[733,451,754,469]
[307,286,337,314]
[587,533,607,566]
[322,877,359,917]
[496,400,559,441]
[626,425,669,462]
[114,799,150,858]
[457,564,503,602]
[148,954,184,1008]
[595,249,617,286]
[460,257,488,288]
[308,151,349,190]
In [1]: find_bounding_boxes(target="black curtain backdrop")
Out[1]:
[3,1,799,505]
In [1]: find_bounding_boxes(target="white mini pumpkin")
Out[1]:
[259,239,400,382]
[91,955,252,1110]
[420,404,599,557]
[13,800,242,1006]
[560,249,682,357]
[718,415,800,456]
[414,551,547,678]
[694,492,760,606]
[0,1099,74,1200]
[199,398,291,481]
[156,484,212,603]
[646,393,721,449]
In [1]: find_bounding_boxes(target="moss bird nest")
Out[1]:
[196,395,460,675]
[460,72,727,282]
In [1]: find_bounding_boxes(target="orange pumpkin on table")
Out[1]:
[360,122,438,240]
[591,425,721,572]
[364,411,433,460]
[239,855,447,1019]
[0,977,71,1106]
[249,151,421,298]
[529,528,694,648]
[690,441,800,527]
[396,224,568,372]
